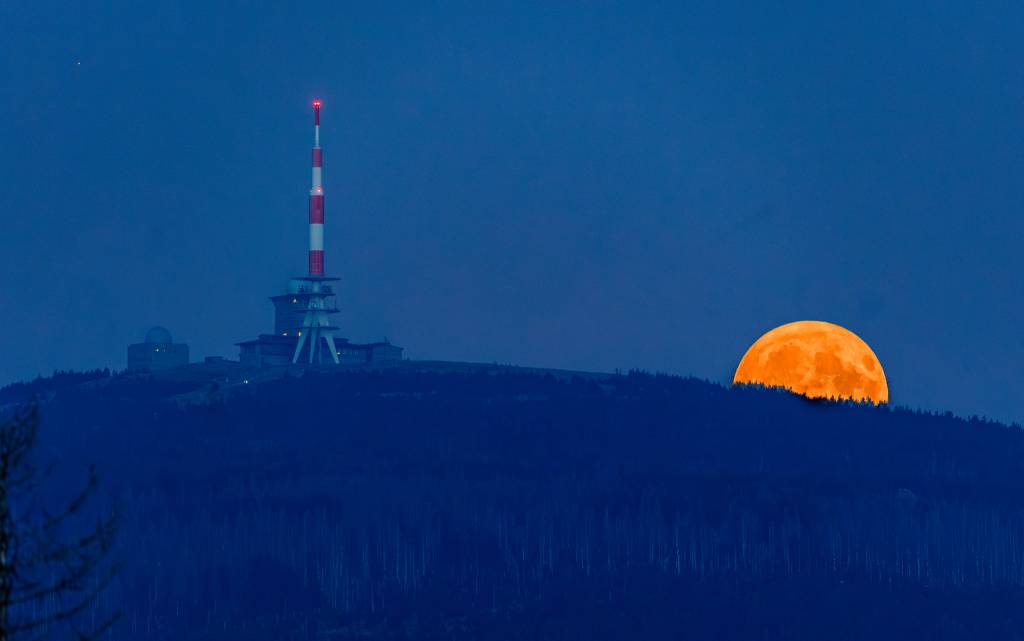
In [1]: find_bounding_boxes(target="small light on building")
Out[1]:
[243,379,249,384]
[292,298,298,303]
[297,331,302,336]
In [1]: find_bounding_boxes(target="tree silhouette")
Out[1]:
[0,404,118,640]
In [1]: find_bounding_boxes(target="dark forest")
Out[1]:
[3,368,1024,640]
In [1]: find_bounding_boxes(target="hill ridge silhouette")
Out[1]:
[5,367,1024,640]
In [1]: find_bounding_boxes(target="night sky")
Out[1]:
[2,2,1022,424]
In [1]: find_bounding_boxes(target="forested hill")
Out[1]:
[10,367,1024,640]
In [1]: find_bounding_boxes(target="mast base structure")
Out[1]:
[289,275,341,365]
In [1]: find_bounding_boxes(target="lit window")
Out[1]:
[297,331,302,336]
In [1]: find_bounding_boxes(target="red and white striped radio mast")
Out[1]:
[292,99,340,364]
[309,99,324,275]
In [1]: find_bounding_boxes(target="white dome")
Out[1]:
[144,326,173,344]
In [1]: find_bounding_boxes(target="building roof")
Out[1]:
[235,334,299,347]
[290,306,340,314]
[289,275,340,282]
[235,334,398,350]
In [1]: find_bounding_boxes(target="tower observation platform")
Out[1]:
[289,274,340,364]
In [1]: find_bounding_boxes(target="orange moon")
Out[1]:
[733,321,888,404]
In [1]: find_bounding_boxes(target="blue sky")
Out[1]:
[2,1,1022,423]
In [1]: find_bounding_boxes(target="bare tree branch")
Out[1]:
[0,404,119,640]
